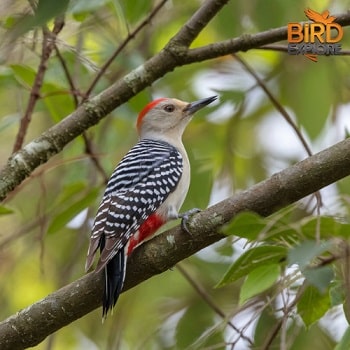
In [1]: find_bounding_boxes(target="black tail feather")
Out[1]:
[100,238,126,319]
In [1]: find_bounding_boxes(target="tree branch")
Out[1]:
[2,5,350,348]
[3,4,350,201]
[0,0,230,201]
[84,0,169,99]
[2,136,350,349]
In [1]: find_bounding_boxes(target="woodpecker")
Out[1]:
[85,95,217,318]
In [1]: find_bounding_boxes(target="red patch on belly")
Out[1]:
[127,213,165,255]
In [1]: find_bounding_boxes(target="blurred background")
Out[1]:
[1,0,350,349]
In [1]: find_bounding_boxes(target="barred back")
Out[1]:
[85,139,183,272]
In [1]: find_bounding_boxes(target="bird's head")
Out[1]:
[136,96,217,141]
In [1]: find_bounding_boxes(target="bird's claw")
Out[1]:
[179,208,201,234]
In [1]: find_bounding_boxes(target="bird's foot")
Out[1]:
[179,208,201,234]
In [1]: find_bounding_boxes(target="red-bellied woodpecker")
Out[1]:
[85,95,217,318]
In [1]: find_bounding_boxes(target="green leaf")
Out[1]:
[329,281,344,307]
[297,284,330,327]
[176,301,217,349]
[70,0,117,22]
[69,0,110,15]
[35,0,69,24]
[0,114,20,133]
[281,61,334,140]
[41,87,75,122]
[184,151,212,212]
[335,220,350,239]
[11,64,36,88]
[48,187,99,234]
[300,216,336,240]
[50,182,87,209]
[254,307,278,347]
[214,242,234,257]
[121,0,152,24]
[288,240,332,269]
[8,0,69,39]
[262,223,300,244]
[0,205,14,215]
[216,245,287,288]
[239,264,280,305]
[3,16,18,30]
[303,266,334,293]
[222,211,267,240]
[10,64,75,122]
[267,215,350,243]
[335,327,350,350]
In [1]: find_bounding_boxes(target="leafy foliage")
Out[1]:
[1,0,350,349]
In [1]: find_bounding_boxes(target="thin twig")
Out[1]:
[84,0,169,99]
[232,53,312,157]
[12,16,65,153]
[55,1,169,182]
[54,44,109,183]
[12,28,50,153]
[53,44,80,107]
[262,244,344,350]
[232,53,323,217]
[2,133,350,347]
[262,282,307,350]
[3,9,350,200]
[176,263,254,346]
[82,132,109,184]
[280,271,292,350]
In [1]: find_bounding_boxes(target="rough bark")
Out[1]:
[2,1,350,348]
[1,137,350,349]
[1,3,350,201]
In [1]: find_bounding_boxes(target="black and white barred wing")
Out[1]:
[85,139,183,272]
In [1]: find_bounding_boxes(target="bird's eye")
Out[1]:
[163,104,175,113]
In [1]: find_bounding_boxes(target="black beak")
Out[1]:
[184,95,217,115]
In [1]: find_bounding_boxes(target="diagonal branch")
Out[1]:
[2,8,350,201]
[167,0,229,48]
[0,0,230,201]
[84,0,169,99]
[184,11,350,63]
[2,136,350,349]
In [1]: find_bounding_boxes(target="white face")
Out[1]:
[139,99,192,138]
